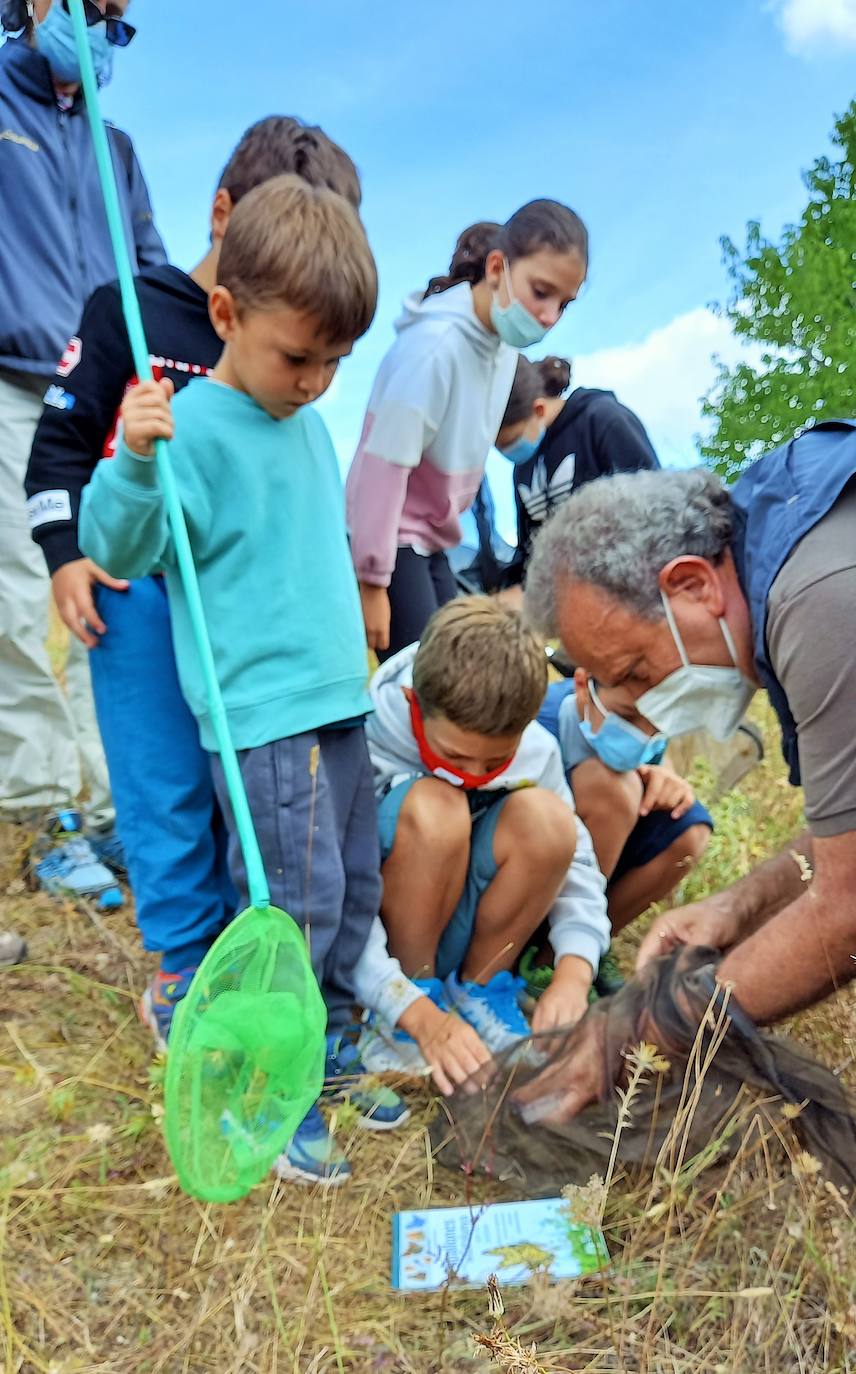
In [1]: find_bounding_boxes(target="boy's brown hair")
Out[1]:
[217,175,378,343]
[413,596,548,737]
[217,115,361,210]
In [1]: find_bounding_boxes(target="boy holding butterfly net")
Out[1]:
[80,174,408,1187]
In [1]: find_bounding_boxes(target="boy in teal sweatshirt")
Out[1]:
[80,174,407,1188]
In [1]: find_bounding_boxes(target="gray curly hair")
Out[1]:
[524,467,734,637]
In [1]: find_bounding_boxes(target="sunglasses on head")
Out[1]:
[61,0,136,46]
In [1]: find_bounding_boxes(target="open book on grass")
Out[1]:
[391,1197,607,1291]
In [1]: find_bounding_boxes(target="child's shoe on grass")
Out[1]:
[33,836,123,912]
[140,966,198,1051]
[445,969,530,1055]
[593,945,625,998]
[274,1102,351,1187]
[357,976,451,1078]
[324,1031,410,1131]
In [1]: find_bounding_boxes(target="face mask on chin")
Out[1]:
[35,4,115,88]
[406,691,514,790]
[635,591,756,743]
[490,257,551,349]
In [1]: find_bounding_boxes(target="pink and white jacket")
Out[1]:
[345,282,518,587]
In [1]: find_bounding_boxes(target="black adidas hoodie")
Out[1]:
[503,387,659,586]
[25,265,220,575]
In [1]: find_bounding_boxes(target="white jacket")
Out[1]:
[352,645,611,1027]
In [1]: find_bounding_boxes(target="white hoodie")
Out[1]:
[352,645,611,1028]
[345,282,518,587]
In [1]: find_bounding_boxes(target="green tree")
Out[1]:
[701,100,856,481]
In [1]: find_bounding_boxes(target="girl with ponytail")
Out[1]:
[346,199,588,659]
[495,355,660,591]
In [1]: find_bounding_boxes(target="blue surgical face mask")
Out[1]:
[490,257,551,349]
[500,425,545,466]
[35,4,115,88]
[579,679,668,772]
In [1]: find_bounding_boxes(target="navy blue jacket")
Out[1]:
[0,36,165,374]
[731,419,856,785]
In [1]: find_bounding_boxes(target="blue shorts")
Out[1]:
[378,779,509,979]
[611,800,713,884]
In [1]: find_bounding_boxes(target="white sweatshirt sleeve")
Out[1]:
[351,916,425,1028]
[531,728,612,975]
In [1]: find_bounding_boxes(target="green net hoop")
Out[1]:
[164,905,326,1202]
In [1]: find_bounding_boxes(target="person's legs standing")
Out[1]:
[91,578,237,1025]
[380,548,456,662]
[0,368,80,816]
[64,631,115,834]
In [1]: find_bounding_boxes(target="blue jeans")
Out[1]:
[211,726,381,1034]
[90,577,237,967]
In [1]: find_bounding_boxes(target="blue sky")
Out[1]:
[75,0,856,531]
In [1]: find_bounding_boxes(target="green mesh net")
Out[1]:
[164,906,327,1202]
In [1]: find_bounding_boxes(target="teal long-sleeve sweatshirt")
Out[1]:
[79,377,371,751]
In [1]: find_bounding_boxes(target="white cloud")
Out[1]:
[571,306,753,468]
[772,0,856,52]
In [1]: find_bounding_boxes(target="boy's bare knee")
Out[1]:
[498,788,577,866]
[396,777,471,853]
[677,822,711,865]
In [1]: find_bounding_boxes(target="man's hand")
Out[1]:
[359,582,391,653]
[397,996,492,1097]
[51,557,129,648]
[513,1008,608,1122]
[531,954,592,1034]
[121,377,174,457]
[637,763,695,818]
[636,894,743,971]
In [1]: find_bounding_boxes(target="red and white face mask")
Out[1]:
[406,690,514,790]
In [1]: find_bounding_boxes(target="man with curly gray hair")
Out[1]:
[519,419,856,1123]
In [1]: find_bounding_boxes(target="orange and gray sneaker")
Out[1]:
[140,967,197,1052]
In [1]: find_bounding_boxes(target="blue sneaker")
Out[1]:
[139,967,198,1052]
[274,1102,351,1188]
[445,970,530,1055]
[33,837,123,912]
[88,829,128,877]
[324,1032,410,1131]
[357,977,451,1078]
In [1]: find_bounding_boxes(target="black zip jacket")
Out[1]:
[503,387,660,586]
[25,265,220,574]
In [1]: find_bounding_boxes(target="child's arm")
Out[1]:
[79,379,175,581]
[637,763,696,819]
[346,350,452,651]
[534,808,610,1033]
[525,734,611,1033]
[351,917,491,1096]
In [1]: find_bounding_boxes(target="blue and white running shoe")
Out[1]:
[444,970,530,1055]
[34,837,123,912]
[275,1102,351,1187]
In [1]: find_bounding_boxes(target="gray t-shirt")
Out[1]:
[767,482,856,838]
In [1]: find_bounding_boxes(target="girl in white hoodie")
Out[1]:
[346,202,589,660]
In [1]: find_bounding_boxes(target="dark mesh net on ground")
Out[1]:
[431,947,856,1197]
[165,906,327,1202]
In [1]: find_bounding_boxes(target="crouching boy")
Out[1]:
[538,675,712,948]
[354,597,610,1095]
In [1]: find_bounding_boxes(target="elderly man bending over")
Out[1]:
[522,419,856,1115]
